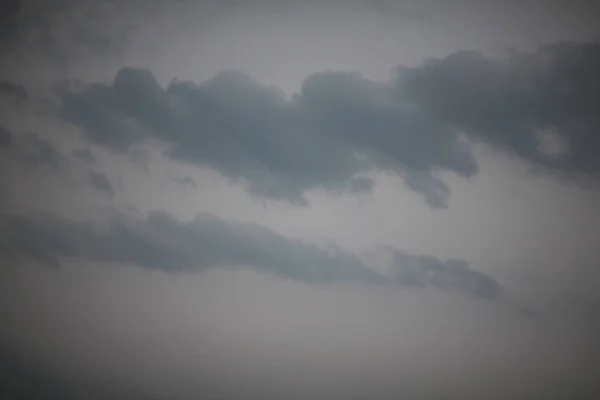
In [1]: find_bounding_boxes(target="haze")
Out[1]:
[1,1,600,399]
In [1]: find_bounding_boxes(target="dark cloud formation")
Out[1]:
[0,0,155,72]
[0,343,148,400]
[0,126,15,209]
[396,42,600,176]
[128,148,151,172]
[0,210,385,285]
[0,130,70,210]
[18,132,70,170]
[0,343,75,400]
[0,125,13,148]
[56,42,600,208]
[172,174,198,189]
[87,170,114,197]
[0,80,28,103]
[1,0,72,65]
[57,68,477,207]
[71,148,95,162]
[0,210,501,300]
[0,0,20,42]
[393,251,502,301]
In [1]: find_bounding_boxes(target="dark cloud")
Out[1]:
[0,125,13,148]
[71,148,95,162]
[0,80,28,103]
[0,0,20,42]
[1,0,70,66]
[393,251,502,301]
[0,210,385,285]
[0,0,152,71]
[56,42,600,208]
[368,0,425,21]
[0,210,501,300]
[18,132,70,170]
[0,343,75,400]
[57,68,477,207]
[128,148,151,172]
[0,131,70,210]
[56,74,149,152]
[402,169,450,209]
[87,170,114,197]
[172,174,198,189]
[395,42,600,177]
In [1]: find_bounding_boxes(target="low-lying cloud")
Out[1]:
[392,250,502,300]
[0,210,501,300]
[71,148,95,163]
[54,42,600,208]
[86,170,114,198]
[395,42,600,176]
[18,132,70,170]
[0,124,12,148]
[56,68,477,208]
[0,80,28,103]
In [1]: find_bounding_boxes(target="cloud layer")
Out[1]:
[86,170,114,197]
[392,250,502,300]
[0,80,27,103]
[57,68,477,208]
[395,43,600,176]
[55,42,600,209]
[0,125,12,148]
[0,210,501,300]
[0,128,70,170]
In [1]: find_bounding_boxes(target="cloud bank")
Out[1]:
[0,210,501,300]
[0,80,28,103]
[86,170,114,197]
[56,68,477,208]
[54,42,600,209]
[395,42,600,176]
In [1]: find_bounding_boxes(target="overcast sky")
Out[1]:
[1,1,600,399]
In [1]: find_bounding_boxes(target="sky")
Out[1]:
[1,0,600,399]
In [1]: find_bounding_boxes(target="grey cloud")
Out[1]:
[56,42,600,208]
[0,0,19,42]
[87,170,114,197]
[57,67,477,207]
[0,210,501,300]
[0,214,69,269]
[172,174,197,189]
[0,129,71,211]
[0,125,13,148]
[1,0,70,65]
[128,148,151,172]
[395,42,600,177]
[68,24,113,56]
[368,0,426,21]
[0,343,75,400]
[393,251,502,301]
[71,148,95,162]
[57,79,143,152]
[0,210,385,286]
[18,132,70,170]
[0,80,28,103]
[0,0,154,71]
[402,170,450,209]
